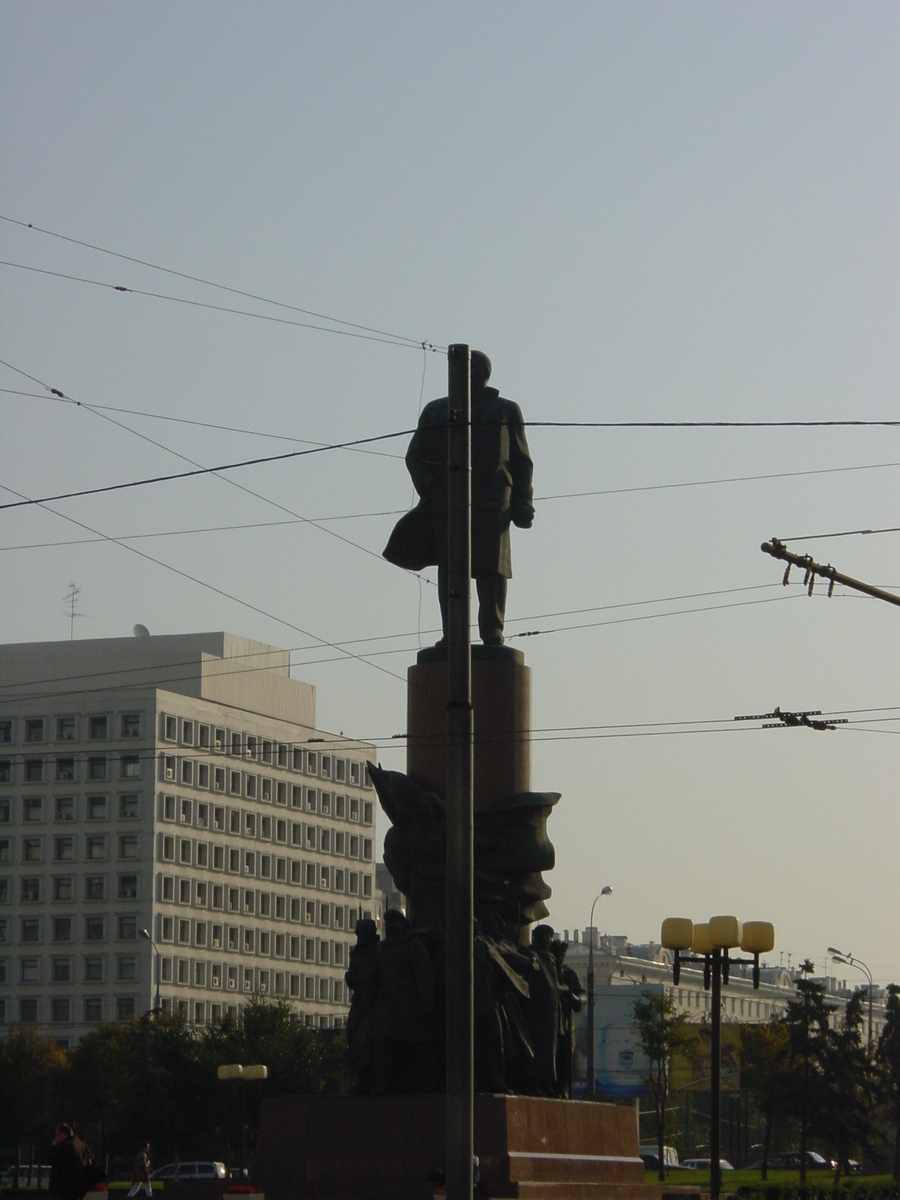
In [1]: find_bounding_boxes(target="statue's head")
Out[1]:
[471,351,492,391]
[531,924,555,952]
[383,908,410,941]
[355,917,378,944]
[551,938,568,964]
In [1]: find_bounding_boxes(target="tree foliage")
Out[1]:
[0,998,348,1175]
[632,989,690,1181]
[876,985,900,1181]
[741,1020,800,1178]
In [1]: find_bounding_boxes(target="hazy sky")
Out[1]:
[2,4,899,983]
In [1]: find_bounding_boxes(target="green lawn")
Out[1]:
[645,1168,896,1192]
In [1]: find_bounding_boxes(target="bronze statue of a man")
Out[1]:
[384,351,534,646]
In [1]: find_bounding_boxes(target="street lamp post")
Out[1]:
[828,947,875,1053]
[586,886,613,1099]
[140,927,160,1013]
[661,916,775,1200]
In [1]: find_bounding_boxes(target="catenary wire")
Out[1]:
[0,387,406,460]
[0,481,407,686]
[0,257,444,353]
[777,525,900,543]
[0,583,804,696]
[0,213,442,351]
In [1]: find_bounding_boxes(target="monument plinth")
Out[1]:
[254,1094,651,1200]
[408,645,531,808]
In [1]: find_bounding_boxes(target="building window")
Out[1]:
[86,835,107,860]
[0,838,8,863]
[25,718,45,743]
[245,775,257,799]
[164,756,176,782]
[21,877,41,902]
[118,914,137,940]
[85,955,104,984]
[89,716,108,740]
[84,875,105,901]
[179,841,192,866]
[121,713,140,738]
[53,875,73,901]
[23,797,43,822]
[160,918,174,942]
[162,794,175,821]
[119,794,139,819]
[22,836,42,862]
[122,756,141,779]
[85,916,105,941]
[52,998,70,1023]
[56,716,76,741]
[230,771,241,795]
[88,795,108,820]
[117,955,137,981]
[118,874,138,900]
[53,916,73,941]
[20,957,40,982]
[181,760,192,786]
[116,996,136,1020]
[52,957,72,982]
[87,758,107,781]
[118,835,139,860]
[0,719,12,743]
[24,760,43,784]
[164,715,177,741]
[0,761,11,785]
[83,997,103,1022]
[162,836,175,862]
[21,917,41,942]
[55,796,74,821]
[20,998,39,1023]
[55,758,76,782]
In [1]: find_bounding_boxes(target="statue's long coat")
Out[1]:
[384,388,533,577]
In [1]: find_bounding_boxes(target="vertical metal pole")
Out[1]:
[586,933,595,1098]
[710,951,722,1200]
[445,344,473,1200]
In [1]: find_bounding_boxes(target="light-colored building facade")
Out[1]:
[0,632,378,1044]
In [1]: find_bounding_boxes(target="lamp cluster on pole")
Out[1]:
[661,916,775,1200]
[828,947,875,1054]
[585,886,613,1100]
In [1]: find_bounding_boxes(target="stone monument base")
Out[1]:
[254,1094,669,1200]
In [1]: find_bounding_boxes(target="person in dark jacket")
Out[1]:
[49,1124,91,1200]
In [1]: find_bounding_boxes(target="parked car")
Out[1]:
[682,1158,734,1171]
[150,1162,227,1182]
[759,1151,831,1170]
[638,1145,681,1171]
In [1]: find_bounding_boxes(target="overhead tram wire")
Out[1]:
[0,360,416,513]
[1,387,406,460]
[1,258,445,351]
[0,583,808,699]
[1,713,894,767]
[0,214,444,353]
[0,362,406,571]
[0,480,406,686]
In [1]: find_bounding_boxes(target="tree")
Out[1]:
[0,1026,68,1169]
[740,1020,799,1179]
[876,984,900,1181]
[632,990,690,1181]
[782,959,829,1185]
[819,989,875,1181]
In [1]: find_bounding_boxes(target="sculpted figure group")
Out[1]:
[345,911,585,1097]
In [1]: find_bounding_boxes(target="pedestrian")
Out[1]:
[127,1144,152,1198]
[49,1124,92,1200]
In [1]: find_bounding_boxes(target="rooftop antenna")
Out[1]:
[64,583,81,640]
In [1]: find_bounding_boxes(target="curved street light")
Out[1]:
[586,885,613,1099]
[828,947,875,1053]
[140,927,161,1013]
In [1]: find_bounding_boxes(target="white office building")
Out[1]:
[0,632,378,1044]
